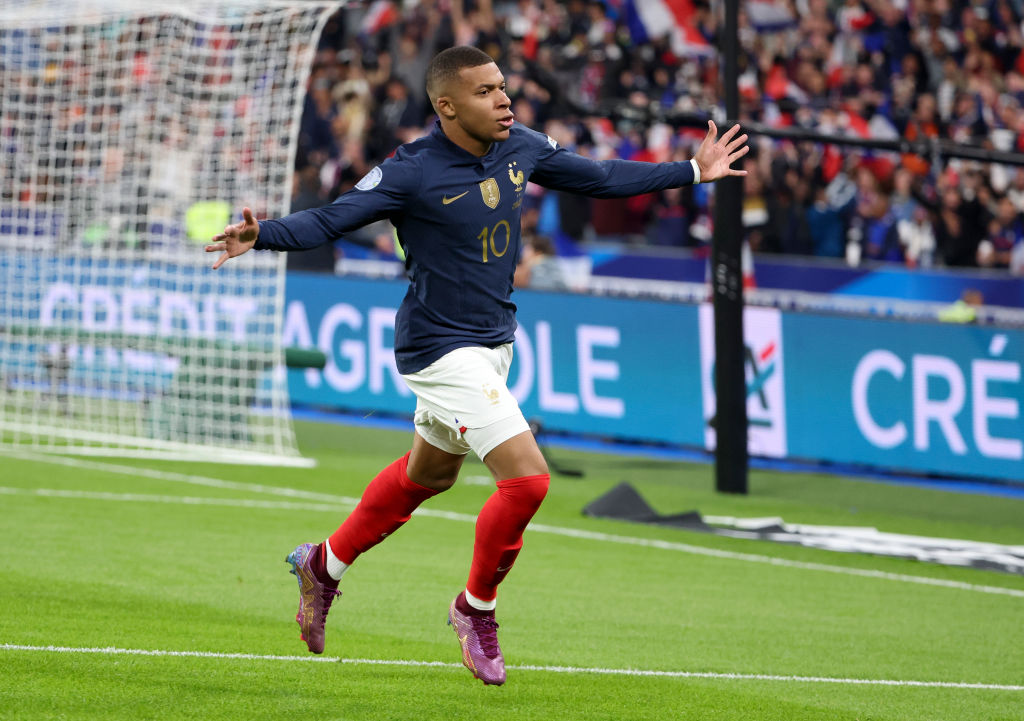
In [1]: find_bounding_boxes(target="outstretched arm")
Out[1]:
[204,156,420,264]
[527,122,748,197]
[693,120,749,183]
[206,207,259,269]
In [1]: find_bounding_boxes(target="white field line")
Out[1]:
[0,644,1021,691]
[4,450,359,504]
[0,486,354,513]
[6,452,1024,600]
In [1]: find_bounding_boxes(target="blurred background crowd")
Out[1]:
[290,0,1024,277]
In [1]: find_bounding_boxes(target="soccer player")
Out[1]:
[207,46,748,685]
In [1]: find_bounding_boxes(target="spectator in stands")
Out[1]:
[514,235,568,291]
[979,194,1024,268]
[806,184,846,258]
[897,205,937,269]
[287,166,336,272]
[1007,168,1024,212]
[930,180,989,267]
[888,167,919,224]
[851,164,903,262]
[300,75,339,158]
[373,76,426,151]
[390,22,439,110]
[650,186,691,247]
[764,172,814,256]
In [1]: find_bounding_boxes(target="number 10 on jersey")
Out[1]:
[478,220,511,262]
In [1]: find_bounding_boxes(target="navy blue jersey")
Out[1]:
[256,121,696,373]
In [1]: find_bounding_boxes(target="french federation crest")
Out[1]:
[479,178,500,209]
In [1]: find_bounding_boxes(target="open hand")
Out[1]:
[694,121,749,183]
[206,207,259,269]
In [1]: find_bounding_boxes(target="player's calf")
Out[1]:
[468,473,550,597]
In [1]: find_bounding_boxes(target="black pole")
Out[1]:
[711,0,748,494]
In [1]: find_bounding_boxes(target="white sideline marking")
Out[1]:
[0,486,354,514]
[6,452,1024,600]
[5,451,358,504]
[1,644,1021,691]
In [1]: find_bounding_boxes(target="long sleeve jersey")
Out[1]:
[256,121,697,374]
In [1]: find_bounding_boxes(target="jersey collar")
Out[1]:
[430,119,498,165]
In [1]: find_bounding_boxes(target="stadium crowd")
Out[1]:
[292,0,1024,275]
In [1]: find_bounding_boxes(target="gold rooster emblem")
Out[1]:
[508,161,524,192]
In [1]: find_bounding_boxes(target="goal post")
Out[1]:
[0,0,341,466]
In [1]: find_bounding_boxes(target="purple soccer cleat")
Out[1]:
[286,543,342,654]
[448,592,506,685]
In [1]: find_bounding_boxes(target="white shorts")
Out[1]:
[401,343,531,460]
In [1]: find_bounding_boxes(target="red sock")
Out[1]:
[467,473,550,602]
[327,452,439,565]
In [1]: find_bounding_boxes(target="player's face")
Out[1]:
[449,63,514,149]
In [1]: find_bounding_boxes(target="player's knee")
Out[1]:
[407,440,464,492]
[408,471,458,493]
[527,473,550,507]
[497,472,549,510]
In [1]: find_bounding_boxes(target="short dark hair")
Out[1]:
[425,46,495,105]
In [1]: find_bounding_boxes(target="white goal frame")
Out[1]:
[0,1,342,466]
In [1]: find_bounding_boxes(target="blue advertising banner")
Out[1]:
[0,253,281,396]
[284,272,1023,482]
[511,290,703,444]
[282,273,410,416]
[282,272,705,446]
[784,313,1023,481]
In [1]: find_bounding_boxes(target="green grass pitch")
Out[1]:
[1,420,1022,720]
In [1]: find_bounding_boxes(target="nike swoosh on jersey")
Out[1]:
[442,191,469,205]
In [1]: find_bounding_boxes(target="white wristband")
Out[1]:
[690,158,701,185]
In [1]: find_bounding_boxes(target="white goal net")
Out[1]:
[0,0,339,465]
